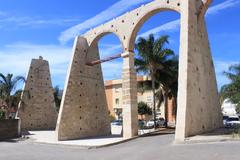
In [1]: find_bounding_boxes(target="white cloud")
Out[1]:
[0,11,81,28]
[99,44,122,58]
[101,60,123,80]
[0,43,72,87]
[0,11,6,16]
[138,19,180,39]
[59,0,239,44]
[59,0,153,44]
[0,42,124,86]
[214,60,239,89]
[207,0,240,15]
[133,0,240,39]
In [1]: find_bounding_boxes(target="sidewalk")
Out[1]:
[183,128,240,144]
[26,130,127,148]
[25,126,157,148]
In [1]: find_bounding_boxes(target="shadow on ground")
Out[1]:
[201,128,235,136]
[0,139,19,143]
[140,128,175,137]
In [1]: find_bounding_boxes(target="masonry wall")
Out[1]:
[17,57,58,131]
[105,85,114,116]
[0,119,21,140]
[167,98,176,125]
[55,0,221,141]
[175,0,222,141]
[56,37,111,141]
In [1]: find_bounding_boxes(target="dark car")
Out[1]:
[111,120,123,126]
[225,116,240,128]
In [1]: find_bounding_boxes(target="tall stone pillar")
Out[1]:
[121,52,138,139]
[17,56,57,131]
[56,37,111,141]
[175,0,222,141]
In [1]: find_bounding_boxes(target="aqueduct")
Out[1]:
[56,0,222,141]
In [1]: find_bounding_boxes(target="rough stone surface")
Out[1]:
[121,52,138,138]
[56,37,111,141]
[175,0,222,141]
[57,0,221,141]
[0,119,21,140]
[17,57,57,131]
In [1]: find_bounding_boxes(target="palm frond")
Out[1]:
[153,35,169,54]
[135,58,149,74]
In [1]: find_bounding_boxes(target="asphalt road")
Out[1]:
[0,133,240,160]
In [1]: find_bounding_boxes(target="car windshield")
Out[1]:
[228,118,239,121]
[112,120,122,123]
[223,116,228,120]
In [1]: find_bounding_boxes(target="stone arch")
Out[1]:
[84,31,125,69]
[199,0,212,20]
[125,7,181,128]
[57,0,222,142]
[127,8,180,51]
[86,31,124,59]
[86,31,124,49]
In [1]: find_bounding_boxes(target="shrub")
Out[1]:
[138,101,152,116]
[109,114,116,122]
[0,109,6,120]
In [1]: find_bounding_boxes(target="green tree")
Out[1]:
[0,108,6,120]
[220,64,240,112]
[53,86,62,112]
[137,57,178,126]
[135,34,175,128]
[0,73,25,118]
[155,56,178,126]
[138,101,152,119]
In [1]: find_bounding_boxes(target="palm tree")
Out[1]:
[136,57,179,127]
[0,73,25,118]
[155,56,178,126]
[53,86,62,112]
[135,34,175,128]
[220,64,240,112]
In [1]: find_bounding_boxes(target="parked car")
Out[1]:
[158,118,167,127]
[225,116,240,128]
[138,120,146,128]
[146,118,166,128]
[223,115,229,126]
[111,120,122,126]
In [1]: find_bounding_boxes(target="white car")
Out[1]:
[146,118,166,128]
[111,120,122,126]
[225,116,240,128]
[223,115,229,126]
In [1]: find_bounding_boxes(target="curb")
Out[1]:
[88,136,139,149]
[174,137,240,145]
[23,136,139,149]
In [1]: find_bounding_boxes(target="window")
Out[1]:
[115,98,119,105]
[115,88,120,93]
[147,96,153,102]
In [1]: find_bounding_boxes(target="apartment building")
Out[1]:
[105,76,176,122]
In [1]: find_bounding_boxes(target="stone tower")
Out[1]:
[56,37,111,141]
[17,56,58,131]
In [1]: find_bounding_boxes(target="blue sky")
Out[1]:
[0,0,239,90]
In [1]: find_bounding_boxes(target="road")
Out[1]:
[0,133,240,160]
